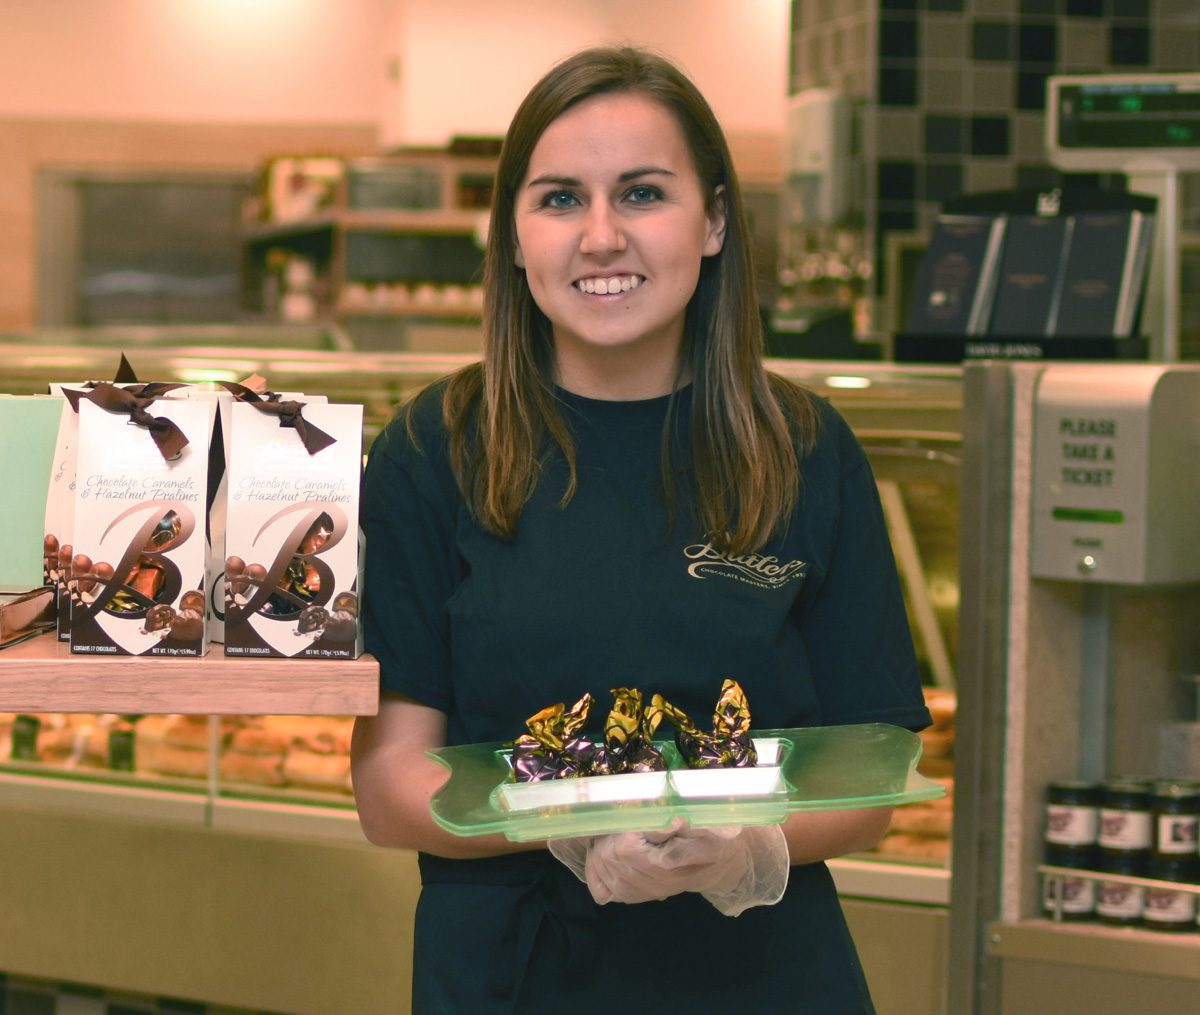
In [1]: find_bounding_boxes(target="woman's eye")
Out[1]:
[540,190,579,210]
[625,185,662,204]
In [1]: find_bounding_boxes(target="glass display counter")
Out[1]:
[0,332,962,848]
[0,330,963,1014]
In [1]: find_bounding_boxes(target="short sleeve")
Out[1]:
[360,397,462,712]
[796,407,932,732]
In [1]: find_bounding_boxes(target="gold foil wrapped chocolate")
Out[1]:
[510,681,756,782]
[653,679,758,769]
[511,693,596,782]
[511,688,671,782]
[591,687,666,775]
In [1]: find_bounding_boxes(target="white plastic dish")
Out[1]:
[670,738,786,798]
[493,737,785,811]
[495,769,668,812]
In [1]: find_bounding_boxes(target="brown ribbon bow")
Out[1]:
[218,382,336,456]
[113,353,139,384]
[66,382,190,462]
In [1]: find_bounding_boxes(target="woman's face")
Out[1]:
[513,91,726,399]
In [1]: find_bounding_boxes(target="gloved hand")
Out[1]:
[548,820,789,917]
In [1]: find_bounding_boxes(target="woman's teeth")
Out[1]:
[577,275,642,294]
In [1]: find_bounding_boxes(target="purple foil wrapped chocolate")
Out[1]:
[511,694,596,782]
[653,679,758,769]
[592,687,667,775]
[510,682,756,781]
[510,688,670,782]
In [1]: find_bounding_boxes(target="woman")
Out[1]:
[353,45,931,1012]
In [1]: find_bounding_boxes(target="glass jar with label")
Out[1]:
[1042,844,1098,922]
[1099,779,1153,854]
[1045,781,1100,848]
[1096,851,1147,926]
[1142,858,1199,933]
[1151,781,1200,859]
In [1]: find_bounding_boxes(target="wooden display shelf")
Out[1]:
[0,633,379,715]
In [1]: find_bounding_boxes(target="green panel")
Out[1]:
[1051,506,1124,524]
[0,396,63,590]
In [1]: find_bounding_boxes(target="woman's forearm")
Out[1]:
[351,706,541,859]
[779,806,894,866]
[352,744,538,857]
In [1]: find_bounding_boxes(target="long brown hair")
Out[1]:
[430,45,816,553]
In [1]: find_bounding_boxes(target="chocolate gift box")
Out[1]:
[68,386,214,657]
[223,397,363,659]
[45,375,189,641]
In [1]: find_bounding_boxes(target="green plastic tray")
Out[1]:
[427,722,946,841]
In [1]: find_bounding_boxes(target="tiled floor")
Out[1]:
[0,975,280,1015]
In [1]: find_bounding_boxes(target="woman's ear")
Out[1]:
[514,242,525,269]
[704,184,728,256]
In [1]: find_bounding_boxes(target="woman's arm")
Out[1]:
[351,690,542,858]
[779,806,893,865]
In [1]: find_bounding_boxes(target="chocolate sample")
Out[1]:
[511,693,597,782]
[592,687,667,775]
[653,679,758,769]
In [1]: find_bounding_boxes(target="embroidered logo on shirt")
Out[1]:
[683,540,808,589]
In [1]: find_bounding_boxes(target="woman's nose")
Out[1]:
[579,203,625,254]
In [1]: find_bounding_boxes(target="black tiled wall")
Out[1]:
[788,0,1200,328]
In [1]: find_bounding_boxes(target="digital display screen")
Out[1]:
[1056,81,1200,150]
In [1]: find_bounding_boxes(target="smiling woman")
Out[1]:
[352,44,931,1014]
[447,44,815,553]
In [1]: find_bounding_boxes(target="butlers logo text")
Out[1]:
[683,540,808,589]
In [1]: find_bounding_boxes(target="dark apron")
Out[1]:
[412,851,877,1014]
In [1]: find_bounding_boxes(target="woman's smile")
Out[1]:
[574,273,644,295]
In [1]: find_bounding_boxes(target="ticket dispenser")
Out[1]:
[1031,363,1200,584]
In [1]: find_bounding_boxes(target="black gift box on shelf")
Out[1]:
[894,189,1157,364]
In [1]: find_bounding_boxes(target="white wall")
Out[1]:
[0,0,395,124]
[387,0,790,145]
[0,0,788,144]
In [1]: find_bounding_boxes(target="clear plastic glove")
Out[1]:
[691,823,791,917]
[548,820,789,917]
[546,834,592,884]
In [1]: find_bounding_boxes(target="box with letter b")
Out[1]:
[68,384,214,656]
[223,395,363,659]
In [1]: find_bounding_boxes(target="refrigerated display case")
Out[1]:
[0,330,964,1014]
[948,362,1200,1015]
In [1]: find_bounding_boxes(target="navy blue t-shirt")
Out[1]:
[361,380,930,1013]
